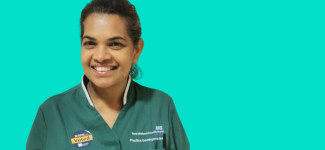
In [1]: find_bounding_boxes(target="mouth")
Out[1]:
[91,66,118,71]
[91,66,118,75]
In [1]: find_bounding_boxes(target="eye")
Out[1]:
[83,41,96,48]
[83,41,96,45]
[110,42,122,46]
[108,42,124,50]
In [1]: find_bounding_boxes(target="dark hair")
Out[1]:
[80,0,143,79]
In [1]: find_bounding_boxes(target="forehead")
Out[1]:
[83,13,129,40]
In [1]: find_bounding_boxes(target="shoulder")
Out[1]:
[39,84,82,111]
[133,81,173,106]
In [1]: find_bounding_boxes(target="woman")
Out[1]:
[26,0,189,150]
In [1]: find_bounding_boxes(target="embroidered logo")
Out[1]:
[71,130,93,148]
[156,126,163,131]
[154,126,164,136]
[130,126,165,142]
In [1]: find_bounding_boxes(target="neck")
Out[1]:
[87,76,129,108]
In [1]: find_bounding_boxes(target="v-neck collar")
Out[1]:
[81,74,132,107]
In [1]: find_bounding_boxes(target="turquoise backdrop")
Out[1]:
[0,0,324,149]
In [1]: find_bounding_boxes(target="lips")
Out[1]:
[91,66,118,71]
[91,66,118,76]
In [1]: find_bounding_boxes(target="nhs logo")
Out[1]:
[155,126,163,131]
[154,126,164,136]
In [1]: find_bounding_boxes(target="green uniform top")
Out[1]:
[27,75,189,150]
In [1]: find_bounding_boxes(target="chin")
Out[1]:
[92,79,116,88]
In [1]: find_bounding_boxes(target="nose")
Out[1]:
[93,45,111,63]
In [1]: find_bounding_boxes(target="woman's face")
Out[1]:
[81,13,142,88]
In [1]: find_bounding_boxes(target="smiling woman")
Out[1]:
[26,0,189,150]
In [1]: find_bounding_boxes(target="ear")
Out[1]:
[133,38,144,64]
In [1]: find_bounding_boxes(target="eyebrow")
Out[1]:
[82,35,127,42]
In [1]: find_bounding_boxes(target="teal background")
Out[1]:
[0,0,324,149]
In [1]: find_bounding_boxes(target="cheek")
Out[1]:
[118,57,133,68]
[114,50,133,64]
[81,50,91,66]
[114,53,134,70]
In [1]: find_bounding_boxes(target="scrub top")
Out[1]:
[26,74,190,150]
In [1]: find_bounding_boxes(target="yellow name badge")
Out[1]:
[71,135,93,144]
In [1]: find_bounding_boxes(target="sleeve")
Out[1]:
[26,107,47,150]
[168,98,190,150]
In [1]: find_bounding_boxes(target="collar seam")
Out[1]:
[81,74,132,107]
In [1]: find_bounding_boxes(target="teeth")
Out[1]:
[95,67,113,71]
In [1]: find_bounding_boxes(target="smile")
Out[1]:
[92,66,118,71]
[91,66,118,75]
